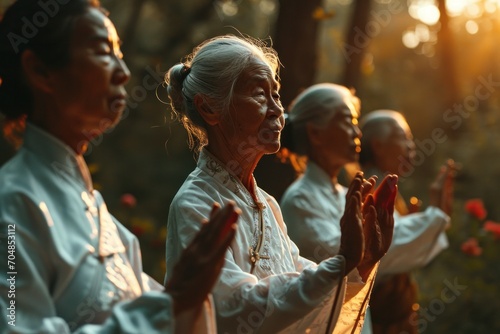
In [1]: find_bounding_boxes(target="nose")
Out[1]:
[407,138,416,152]
[268,98,284,119]
[113,58,131,85]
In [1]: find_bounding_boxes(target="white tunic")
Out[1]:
[281,162,449,274]
[0,124,215,333]
[166,150,375,334]
[281,162,450,333]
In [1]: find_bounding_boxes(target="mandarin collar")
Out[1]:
[197,149,266,208]
[304,161,344,194]
[23,123,93,192]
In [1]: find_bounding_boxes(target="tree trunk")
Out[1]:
[340,0,372,90]
[436,0,462,135]
[273,0,323,109]
[121,0,145,56]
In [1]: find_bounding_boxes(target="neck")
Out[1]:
[309,152,343,185]
[362,162,392,178]
[205,139,262,202]
[30,109,88,156]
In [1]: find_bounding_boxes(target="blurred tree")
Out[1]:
[341,0,372,91]
[273,0,322,109]
[436,0,461,135]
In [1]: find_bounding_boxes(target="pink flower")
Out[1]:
[120,193,137,208]
[483,221,500,240]
[464,199,487,220]
[461,237,483,256]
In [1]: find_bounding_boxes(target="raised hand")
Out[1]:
[429,159,457,216]
[164,201,240,316]
[338,172,365,275]
[361,175,377,201]
[371,174,398,256]
[357,174,398,280]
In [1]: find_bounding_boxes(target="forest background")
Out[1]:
[1,0,500,332]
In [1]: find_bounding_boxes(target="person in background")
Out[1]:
[164,34,398,334]
[280,84,453,334]
[0,0,238,332]
[358,109,455,334]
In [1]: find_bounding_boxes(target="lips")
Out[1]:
[109,94,127,113]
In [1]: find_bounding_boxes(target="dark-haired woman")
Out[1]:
[0,1,238,332]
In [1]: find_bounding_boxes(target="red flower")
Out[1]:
[464,199,487,220]
[461,237,483,256]
[131,226,145,238]
[120,193,137,208]
[483,221,500,240]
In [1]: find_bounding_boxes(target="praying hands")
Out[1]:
[339,172,398,280]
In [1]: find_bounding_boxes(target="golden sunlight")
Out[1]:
[446,0,470,17]
[465,19,479,34]
[409,0,441,25]
[446,0,500,17]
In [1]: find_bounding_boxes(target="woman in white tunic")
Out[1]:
[279,84,454,333]
[164,35,397,333]
[0,1,238,333]
[358,110,454,333]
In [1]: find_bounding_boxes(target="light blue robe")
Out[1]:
[0,124,214,333]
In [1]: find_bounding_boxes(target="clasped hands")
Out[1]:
[338,172,398,281]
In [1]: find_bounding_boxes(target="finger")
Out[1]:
[217,206,240,244]
[387,181,397,217]
[373,174,398,208]
[362,193,375,218]
[209,201,238,241]
[340,194,364,267]
[361,175,377,199]
[364,205,380,255]
[346,174,363,203]
[195,201,237,245]
[212,223,237,262]
[209,202,221,219]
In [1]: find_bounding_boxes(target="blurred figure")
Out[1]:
[164,36,396,333]
[359,110,455,334]
[0,1,238,332]
[280,84,453,334]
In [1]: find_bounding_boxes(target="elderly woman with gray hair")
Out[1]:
[164,36,397,333]
[280,84,453,334]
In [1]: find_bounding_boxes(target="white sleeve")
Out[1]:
[0,195,175,334]
[378,206,449,276]
[215,254,345,333]
[281,191,341,263]
[167,194,346,333]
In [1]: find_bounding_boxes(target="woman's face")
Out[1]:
[48,7,130,140]
[218,57,285,160]
[376,120,416,174]
[309,93,362,168]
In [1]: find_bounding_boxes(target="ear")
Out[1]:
[21,50,54,93]
[370,138,385,158]
[194,94,220,126]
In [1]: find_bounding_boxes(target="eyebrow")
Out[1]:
[90,33,122,46]
[249,75,281,90]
